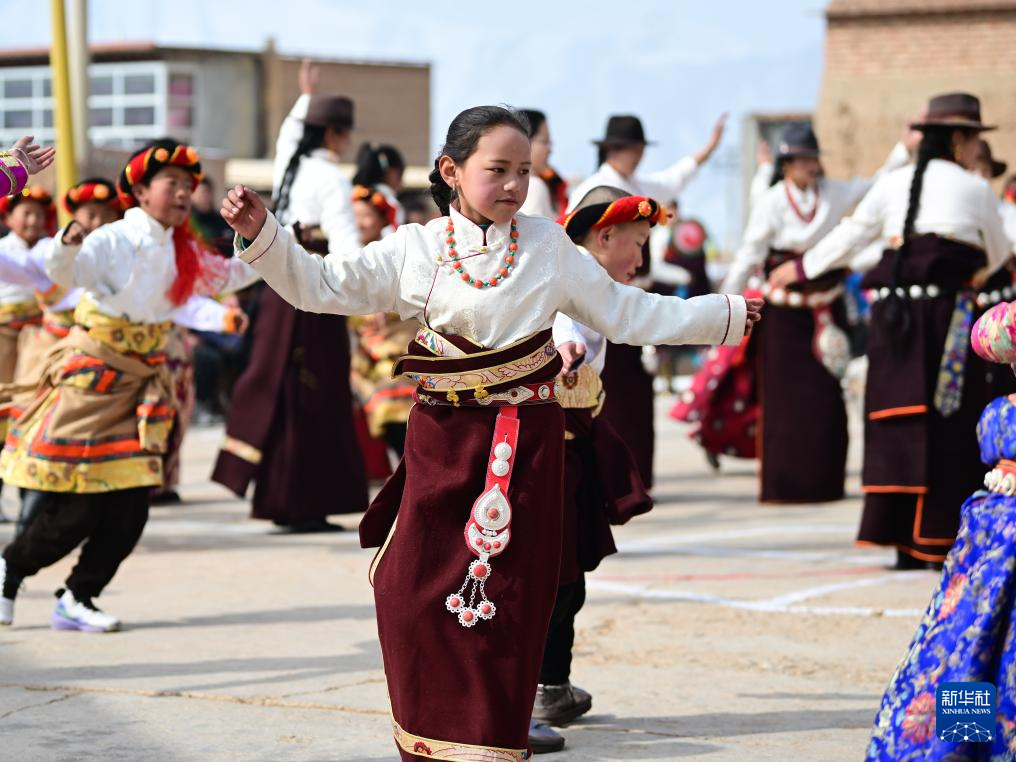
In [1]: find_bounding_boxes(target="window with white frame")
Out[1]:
[0,61,197,150]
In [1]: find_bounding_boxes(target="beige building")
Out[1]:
[816,0,1016,189]
[0,41,431,192]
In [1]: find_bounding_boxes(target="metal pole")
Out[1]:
[66,0,89,172]
[50,0,77,226]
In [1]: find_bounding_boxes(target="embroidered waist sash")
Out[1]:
[0,299,42,330]
[394,327,562,407]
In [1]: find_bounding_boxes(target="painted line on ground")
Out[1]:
[587,577,926,618]
[617,524,858,551]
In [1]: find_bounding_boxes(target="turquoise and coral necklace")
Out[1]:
[444,216,520,289]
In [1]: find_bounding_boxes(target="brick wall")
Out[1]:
[816,1,1016,191]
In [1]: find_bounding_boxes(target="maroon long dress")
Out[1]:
[360,329,564,761]
[211,287,368,523]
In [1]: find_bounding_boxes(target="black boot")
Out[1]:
[533,682,593,726]
[528,719,565,754]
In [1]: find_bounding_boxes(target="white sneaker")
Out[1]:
[51,590,120,633]
[0,558,14,626]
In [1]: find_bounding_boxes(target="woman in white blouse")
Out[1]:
[718,122,914,505]
[770,93,1013,569]
[211,59,368,533]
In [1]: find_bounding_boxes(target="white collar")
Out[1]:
[3,231,30,249]
[309,147,342,164]
[785,180,818,203]
[597,163,628,183]
[124,207,174,244]
[448,205,512,251]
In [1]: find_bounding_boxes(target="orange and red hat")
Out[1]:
[352,184,398,229]
[0,185,55,216]
[557,185,668,243]
[116,139,202,209]
[0,185,58,234]
[63,177,122,214]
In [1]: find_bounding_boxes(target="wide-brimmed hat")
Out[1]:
[305,95,355,131]
[910,92,995,132]
[777,123,821,161]
[977,139,1008,179]
[593,115,653,148]
[558,185,667,243]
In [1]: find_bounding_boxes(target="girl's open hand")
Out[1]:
[221,185,268,242]
[11,135,55,175]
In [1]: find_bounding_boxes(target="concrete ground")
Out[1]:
[0,393,943,761]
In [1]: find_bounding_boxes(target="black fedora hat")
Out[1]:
[304,95,355,131]
[978,139,1008,179]
[593,115,654,147]
[910,92,995,132]
[776,123,821,161]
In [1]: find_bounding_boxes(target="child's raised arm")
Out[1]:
[222,185,404,318]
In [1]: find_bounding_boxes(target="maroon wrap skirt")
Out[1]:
[858,235,990,561]
[559,409,652,586]
[757,251,849,503]
[599,342,655,488]
[211,288,368,522]
[361,400,564,759]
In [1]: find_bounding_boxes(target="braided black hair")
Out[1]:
[273,125,326,223]
[879,126,968,339]
[428,105,531,216]
[769,161,785,187]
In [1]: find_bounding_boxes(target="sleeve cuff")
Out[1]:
[721,294,748,346]
[236,213,280,265]
[800,252,822,281]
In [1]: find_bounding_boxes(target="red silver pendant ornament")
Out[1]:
[446,407,520,628]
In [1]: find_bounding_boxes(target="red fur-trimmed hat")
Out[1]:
[62,177,122,214]
[352,184,398,229]
[0,185,57,228]
[558,185,668,243]
[116,139,203,209]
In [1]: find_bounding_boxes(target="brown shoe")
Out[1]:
[533,682,592,726]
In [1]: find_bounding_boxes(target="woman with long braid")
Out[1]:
[212,60,368,532]
[769,93,1013,568]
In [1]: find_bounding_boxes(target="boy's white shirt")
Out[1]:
[45,208,259,324]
